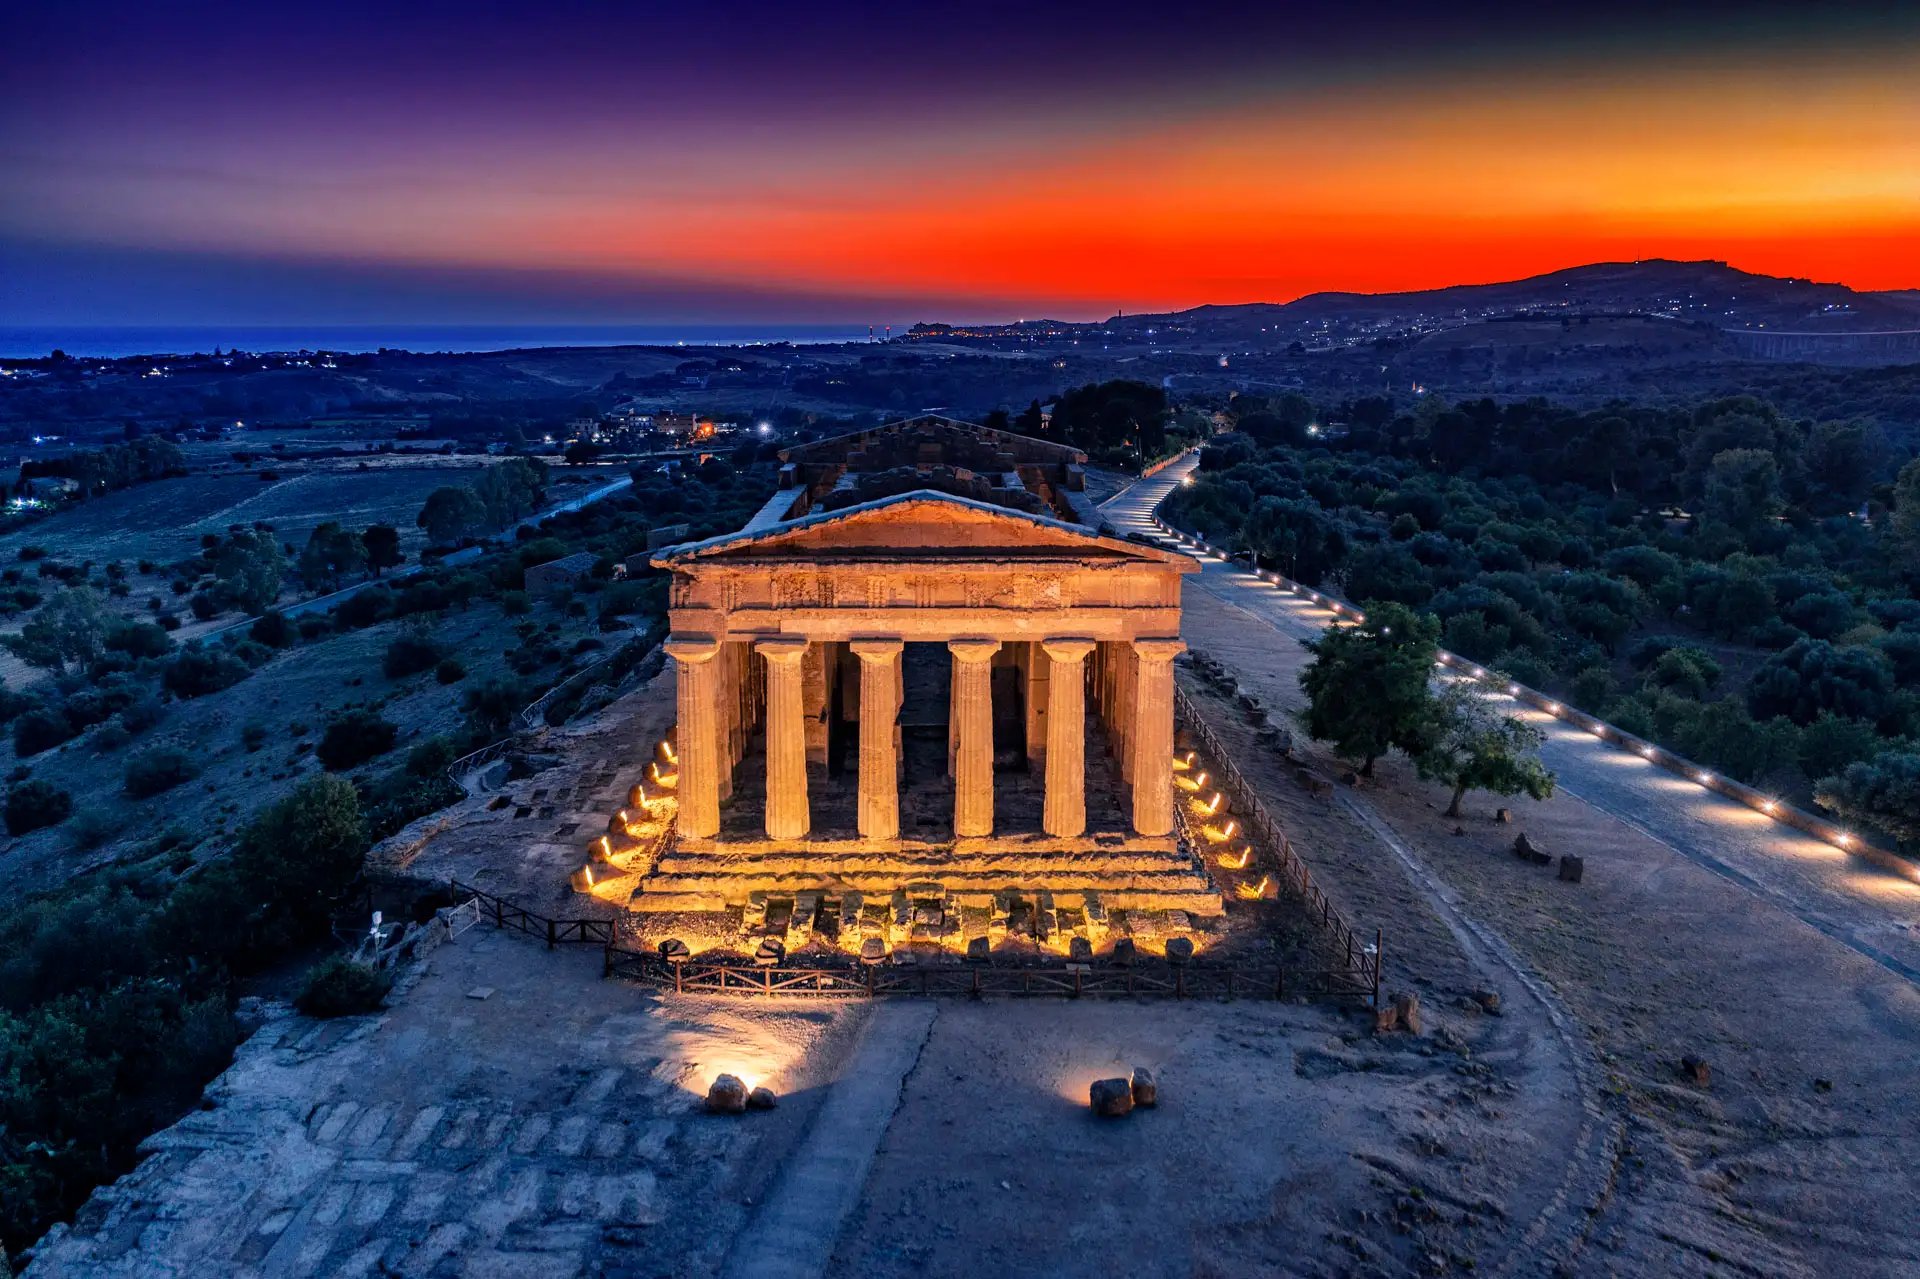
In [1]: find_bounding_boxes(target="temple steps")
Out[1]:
[630,853,1223,916]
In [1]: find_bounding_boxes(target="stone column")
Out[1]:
[1130,638,1185,836]
[665,635,722,839]
[948,639,1000,837]
[1041,639,1095,838]
[756,637,810,840]
[850,639,903,840]
[1118,642,1138,784]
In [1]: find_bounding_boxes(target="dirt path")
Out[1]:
[724,1002,937,1279]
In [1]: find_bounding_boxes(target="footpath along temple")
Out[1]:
[628,416,1223,948]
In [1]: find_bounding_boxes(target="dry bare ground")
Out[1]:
[1177,569,1920,1278]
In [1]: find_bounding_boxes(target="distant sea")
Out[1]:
[0,324,882,359]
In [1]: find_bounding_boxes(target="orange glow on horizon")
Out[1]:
[401,56,1920,306]
[15,44,1913,311]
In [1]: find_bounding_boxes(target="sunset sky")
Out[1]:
[3,1,1916,326]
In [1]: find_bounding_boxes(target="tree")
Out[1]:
[417,486,488,546]
[298,522,367,591]
[235,775,369,917]
[1701,448,1781,540]
[1803,419,1885,512]
[3,588,107,674]
[209,530,285,614]
[1892,458,1920,557]
[1747,638,1896,727]
[1815,753,1920,849]
[1298,604,1439,776]
[472,457,547,527]
[361,525,402,576]
[1242,496,1348,585]
[1413,681,1556,819]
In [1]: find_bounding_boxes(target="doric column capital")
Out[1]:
[849,637,905,662]
[1131,637,1187,663]
[946,638,1001,664]
[664,634,721,663]
[754,636,809,665]
[1040,637,1096,663]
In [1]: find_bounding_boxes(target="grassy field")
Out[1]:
[0,463,496,566]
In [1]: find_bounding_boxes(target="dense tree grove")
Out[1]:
[1164,392,1920,848]
[986,380,1205,470]
[0,778,369,1253]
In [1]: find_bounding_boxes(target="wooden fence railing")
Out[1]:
[1173,684,1383,998]
[449,879,616,948]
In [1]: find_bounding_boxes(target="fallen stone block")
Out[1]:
[1557,855,1585,883]
[747,1087,779,1111]
[1680,1056,1711,1087]
[1295,768,1334,799]
[1375,991,1423,1036]
[1131,1067,1158,1108]
[1513,833,1551,865]
[706,1075,749,1114]
[1164,936,1194,964]
[1494,807,1513,823]
[1089,1078,1134,1117]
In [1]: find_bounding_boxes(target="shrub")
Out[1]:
[188,591,220,621]
[297,615,333,641]
[500,590,531,616]
[162,645,251,698]
[405,736,458,777]
[5,779,73,835]
[435,657,467,684]
[294,956,393,1018]
[104,619,174,659]
[334,586,393,629]
[125,746,199,798]
[66,806,120,852]
[461,677,528,738]
[241,723,268,752]
[117,695,167,735]
[315,709,398,771]
[382,632,445,679]
[12,704,76,757]
[250,611,296,648]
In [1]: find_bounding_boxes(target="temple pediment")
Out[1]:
[652,490,1196,571]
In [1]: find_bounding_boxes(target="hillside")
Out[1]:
[1109,260,1920,341]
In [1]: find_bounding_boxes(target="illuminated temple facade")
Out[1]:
[630,416,1222,946]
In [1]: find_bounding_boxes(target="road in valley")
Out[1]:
[1102,452,1920,984]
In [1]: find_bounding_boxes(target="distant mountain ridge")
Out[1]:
[1101,260,1920,340]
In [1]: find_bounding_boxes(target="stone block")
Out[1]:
[1089,1078,1134,1117]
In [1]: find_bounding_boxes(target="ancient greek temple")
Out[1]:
[631,416,1223,941]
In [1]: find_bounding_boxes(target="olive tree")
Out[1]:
[1413,681,1556,819]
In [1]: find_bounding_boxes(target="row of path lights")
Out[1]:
[1148,507,1869,858]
